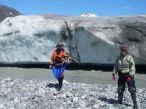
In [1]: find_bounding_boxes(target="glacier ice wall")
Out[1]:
[0,15,146,64]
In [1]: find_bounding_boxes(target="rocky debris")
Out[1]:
[0,77,145,109]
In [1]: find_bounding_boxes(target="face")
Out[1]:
[57,45,63,50]
[121,49,128,56]
[57,47,61,50]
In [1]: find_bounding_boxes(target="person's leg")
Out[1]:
[52,65,60,79]
[58,73,64,86]
[118,76,126,104]
[58,63,67,84]
[127,76,138,109]
[57,64,66,90]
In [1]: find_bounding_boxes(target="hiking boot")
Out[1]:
[118,100,122,104]
[58,78,63,85]
[133,106,138,109]
[57,78,63,91]
[131,93,138,109]
[118,93,123,104]
[57,84,62,91]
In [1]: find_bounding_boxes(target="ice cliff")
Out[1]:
[0,14,146,64]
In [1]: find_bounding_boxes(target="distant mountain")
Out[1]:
[81,12,98,17]
[0,4,21,22]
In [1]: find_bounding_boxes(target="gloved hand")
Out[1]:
[127,76,132,82]
[112,73,116,81]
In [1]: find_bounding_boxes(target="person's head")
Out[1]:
[120,44,129,57]
[56,42,64,50]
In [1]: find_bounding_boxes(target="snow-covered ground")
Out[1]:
[0,77,146,109]
[80,12,98,17]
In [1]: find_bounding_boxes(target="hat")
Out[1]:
[56,42,64,48]
[120,44,129,52]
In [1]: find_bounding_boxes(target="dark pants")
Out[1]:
[58,73,64,86]
[118,73,137,108]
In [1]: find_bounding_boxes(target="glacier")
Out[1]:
[0,14,146,64]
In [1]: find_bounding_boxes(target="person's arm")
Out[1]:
[49,51,55,69]
[112,56,119,80]
[113,56,119,75]
[128,56,136,76]
[68,56,79,62]
[63,53,79,63]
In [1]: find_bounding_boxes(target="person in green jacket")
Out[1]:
[112,44,138,109]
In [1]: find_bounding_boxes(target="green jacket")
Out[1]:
[113,54,136,76]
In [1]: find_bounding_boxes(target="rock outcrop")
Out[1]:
[0,4,21,22]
